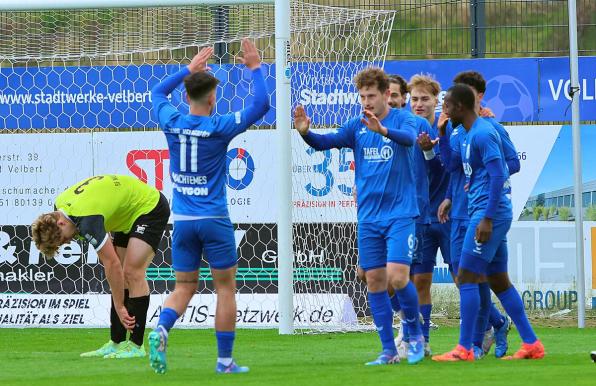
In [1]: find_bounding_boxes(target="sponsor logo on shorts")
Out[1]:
[473,239,483,255]
[408,233,418,258]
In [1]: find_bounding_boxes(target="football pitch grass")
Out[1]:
[1,326,595,386]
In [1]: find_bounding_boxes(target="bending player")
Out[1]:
[31,174,169,358]
[295,68,425,365]
[148,39,269,374]
[432,84,543,361]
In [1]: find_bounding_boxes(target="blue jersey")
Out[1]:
[302,107,419,223]
[414,115,431,225]
[484,117,519,172]
[428,112,450,222]
[447,122,469,220]
[152,67,269,217]
[462,118,513,219]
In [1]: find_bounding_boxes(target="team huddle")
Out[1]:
[30,38,543,375]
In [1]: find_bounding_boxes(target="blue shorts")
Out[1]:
[460,214,511,275]
[413,221,451,275]
[172,217,238,272]
[411,223,432,274]
[357,218,416,271]
[450,219,469,274]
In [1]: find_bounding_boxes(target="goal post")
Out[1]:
[273,0,294,335]
[0,0,395,333]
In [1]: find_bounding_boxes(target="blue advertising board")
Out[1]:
[385,56,595,122]
[0,57,593,129]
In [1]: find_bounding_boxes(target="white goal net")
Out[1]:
[0,1,394,331]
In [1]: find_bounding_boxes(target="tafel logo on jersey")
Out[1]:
[363,146,393,162]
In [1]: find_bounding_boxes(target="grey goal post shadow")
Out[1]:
[0,0,295,334]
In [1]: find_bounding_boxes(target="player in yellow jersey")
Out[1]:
[31,174,170,359]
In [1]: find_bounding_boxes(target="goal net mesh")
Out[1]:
[0,1,394,331]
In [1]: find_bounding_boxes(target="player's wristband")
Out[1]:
[423,149,436,160]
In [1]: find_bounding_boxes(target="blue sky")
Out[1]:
[531,125,596,195]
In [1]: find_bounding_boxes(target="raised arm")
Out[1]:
[416,122,444,173]
[151,46,215,125]
[222,39,271,139]
[438,126,463,173]
[237,39,270,126]
[294,105,353,151]
[361,109,415,146]
[435,111,463,172]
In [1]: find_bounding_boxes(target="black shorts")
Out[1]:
[113,192,170,252]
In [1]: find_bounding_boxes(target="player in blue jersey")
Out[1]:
[408,75,451,357]
[454,71,519,175]
[421,71,520,359]
[383,74,435,359]
[432,84,544,361]
[447,71,519,358]
[147,39,270,374]
[356,74,424,359]
[387,74,409,109]
[294,68,425,365]
[453,71,517,358]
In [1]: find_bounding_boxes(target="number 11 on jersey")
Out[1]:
[179,134,198,172]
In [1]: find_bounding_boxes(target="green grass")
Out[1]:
[1,327,595,386]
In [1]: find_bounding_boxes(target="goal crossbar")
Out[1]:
[0,0,274,11]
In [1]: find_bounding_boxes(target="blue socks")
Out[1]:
[401,320,409,342]
[390,293,408,341]
[489,303,505,329]
[157,307,179,332]
[497,286,537,344]
[389,294,401,313]
[473,282,491,348]
[390,293,407,341]
[368,291,396,353]
[459,283,480,350]
[216,331,235,359]
[420,304,432,343]
[395,281,422,338]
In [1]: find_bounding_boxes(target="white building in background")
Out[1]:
[526,179,596,210]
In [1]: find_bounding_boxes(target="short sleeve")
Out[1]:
[73,215,109,251]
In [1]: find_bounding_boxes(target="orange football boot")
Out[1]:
[502,340,545,360]
[432,345,474,362]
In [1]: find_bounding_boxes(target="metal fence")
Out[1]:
[0,1,593,124]
[318,0,596,59]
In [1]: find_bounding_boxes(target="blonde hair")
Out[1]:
[408,74,441,97]
[31,213,62,258]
